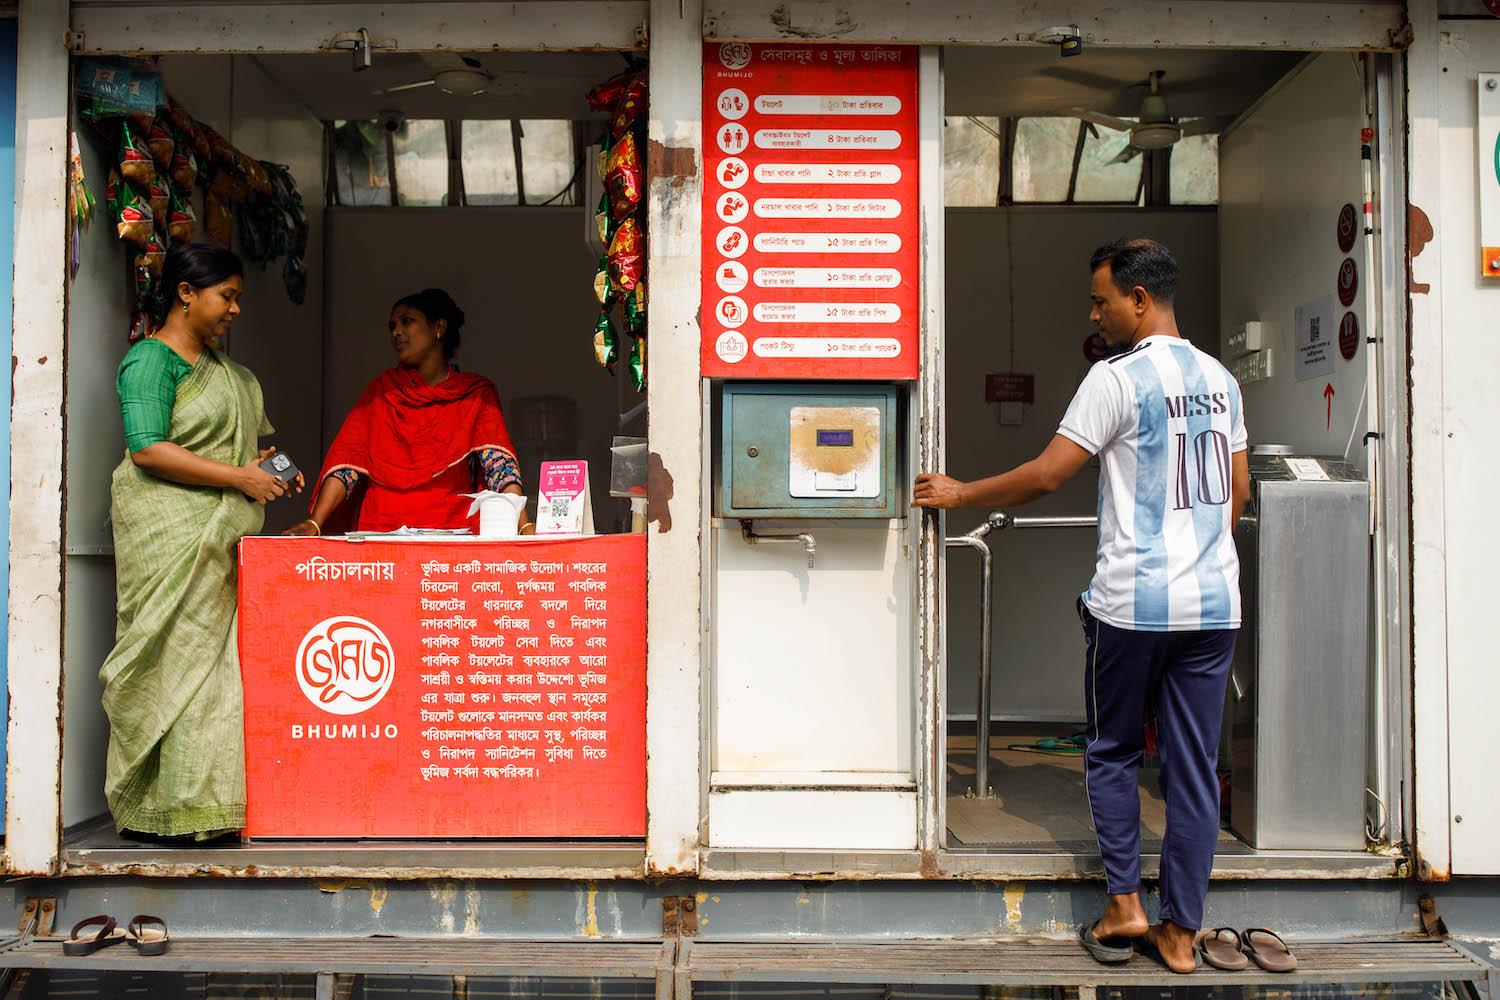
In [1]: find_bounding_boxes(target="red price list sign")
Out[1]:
[702,42,920,379]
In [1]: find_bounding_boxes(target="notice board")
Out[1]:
[702,42,920,379]
[238,535,646,838]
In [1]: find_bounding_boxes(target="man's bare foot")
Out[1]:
[1093,892,1149,941]
[1144,921,1198,974]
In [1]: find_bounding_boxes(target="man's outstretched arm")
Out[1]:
[912,435,1093,511]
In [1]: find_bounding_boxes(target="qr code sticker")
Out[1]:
[549,497,572,518]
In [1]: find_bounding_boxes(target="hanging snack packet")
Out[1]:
[115,178,155,247]
[203,124,238,169]
[118,119,156,185]
[585,72,631,115]
[139,231,168,277]
[593,310,619,371]
[596,190,622,248]
[610,71,648,138]
[167,185,198,243]
[605,132,643,220]
[168,129,199,189]
[606,217,644,294]
[147,116,175,169]
[105,169,120,224]
[146,174,170,227]
[597,131,613,183]
[628,334,646,392]
[593,254,618,309]
[624,279,647,337]
[240,156,273,196]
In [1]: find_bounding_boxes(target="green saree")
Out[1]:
[102,346,271,838]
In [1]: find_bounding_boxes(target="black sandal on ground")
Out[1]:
[1241,927,1298,972]
[126,914,170,956]
[1078,920,1135,964]
[62,915,128,956]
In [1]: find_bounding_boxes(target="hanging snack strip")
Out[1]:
[76,60,311,339]
[585,65,649,390]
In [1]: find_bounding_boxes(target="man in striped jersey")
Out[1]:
[914,239,1250,973]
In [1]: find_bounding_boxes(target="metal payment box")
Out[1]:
[1228,452,1369,850]
[718,384,900,518]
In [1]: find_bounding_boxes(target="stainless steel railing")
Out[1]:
[946,511,1098,799]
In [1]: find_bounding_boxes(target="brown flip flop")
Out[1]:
[1196,927,1250,971]
[126,914,170,956]
[62,915,128,956]
[1241,927,1298,972]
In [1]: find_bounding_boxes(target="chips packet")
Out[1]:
[118,119,156,185]
[606,217,644,294]
[585,72,631,115]
[115,178,155,247]
[610,71,648,138]
[627,335,646,392]
[593,254,618,309]
[168,130,199,189]
[204,188,233,245]
[605,132,643,220]
[595,190,619,248]
[139,231,168,277]
[624,279,647,336]
[147,116,175,169]
[146,174,170,227]
[592,310,619,371]
[167,185,197,243]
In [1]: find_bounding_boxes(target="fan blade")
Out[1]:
[422,52,476,73]
[372,78,436,95]
[1179,115,1236,137]
[1036,65,1132,92]
[1067,108,1134,132]
[1110,144,1143,165]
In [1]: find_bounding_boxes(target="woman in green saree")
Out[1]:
[104,243,302,840]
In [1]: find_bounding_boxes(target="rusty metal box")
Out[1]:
[718,384,900,518]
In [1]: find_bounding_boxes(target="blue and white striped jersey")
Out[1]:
[1057,335,1247,632]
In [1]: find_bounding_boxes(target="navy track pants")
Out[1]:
[1078,598,1237,931]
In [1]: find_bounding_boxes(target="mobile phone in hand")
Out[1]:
[260,451,300,482]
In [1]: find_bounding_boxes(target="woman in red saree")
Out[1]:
[286,289,532,535]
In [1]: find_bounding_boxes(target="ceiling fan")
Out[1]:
[371,53,522,98]
[1067,71,1232,163]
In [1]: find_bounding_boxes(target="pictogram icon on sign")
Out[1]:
[1338,311,1360,361]
[718,157,749,190]
[295,616,396,715]
[1337,257,1359,307]
[1337,203,1358,253]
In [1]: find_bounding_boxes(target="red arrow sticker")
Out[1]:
[1324,382,1336,431]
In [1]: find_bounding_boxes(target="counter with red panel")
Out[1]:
[237,535,646,838]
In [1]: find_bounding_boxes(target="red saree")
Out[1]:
[315,367,517,533]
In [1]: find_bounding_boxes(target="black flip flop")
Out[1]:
[1136,932,1203,974]
[1078,920,1135,964]
[62,915,128,956]
[126,914,170,956]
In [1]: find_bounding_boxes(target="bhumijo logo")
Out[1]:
[295,616,395,715]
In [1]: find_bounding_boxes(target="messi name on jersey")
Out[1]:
[1163,392,1230,419]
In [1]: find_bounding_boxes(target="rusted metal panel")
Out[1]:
[703,0,1410,51]
[69,2,649,55]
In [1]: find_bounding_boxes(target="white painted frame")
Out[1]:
[4,0,71,876]
[703,0,1407,51]
[645,0,705,876]
[1404,0,1451,882]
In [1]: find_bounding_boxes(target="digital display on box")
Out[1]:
[816,429,854,447]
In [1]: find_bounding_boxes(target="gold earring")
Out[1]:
[182,302,190,316]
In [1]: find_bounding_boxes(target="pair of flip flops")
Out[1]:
[62,914,170,957]
[1079,922,1298,974]
[1196,927,1298,972]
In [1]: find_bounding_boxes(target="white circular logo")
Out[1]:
[719,42,752,70]
[716,191,749,224]
[716,123,750,155]
[717,157,749,190]
[715,260,749,293]
[715,225,749,259]
[296,616,396,715]
[716,295,748,327]
[717,88,750,120]
[716,330,748,363]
